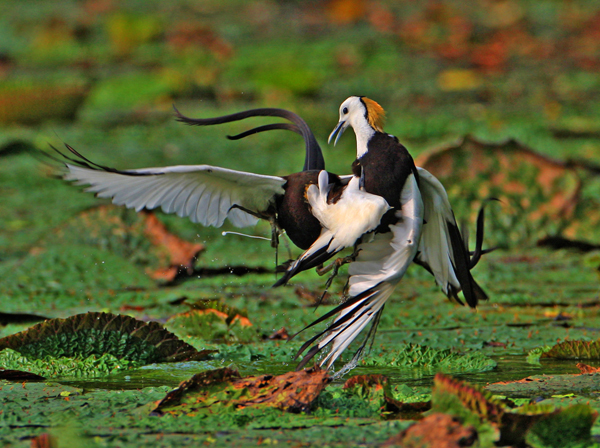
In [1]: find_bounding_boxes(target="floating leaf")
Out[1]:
[45,206,204,283]
[30,433,57,448]
[166,300,256,343]
[0,348,134,379]
[542,340,600,360]
[415,136,582,245]
[0,312,212,364]
[433,373,505,425]
[576,363,600,374]
[433,373,597,447]
[152,366,330,415]
[360,344,496,373]
[486,374,600,398]
[267,327,290,340]
[527,345,552,364]
[343,374,431,418]
[0,77,88,125]
[184,299,251,327]
[142,212,205,282]
[525,404,598,448]
[383,413,478,448]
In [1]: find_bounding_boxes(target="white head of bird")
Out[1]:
[328,96,386,158]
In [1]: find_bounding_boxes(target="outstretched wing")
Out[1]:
[58,145,286,228]
[414,167,488,307]
[295,172,423,370]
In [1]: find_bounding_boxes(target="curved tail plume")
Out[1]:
[173,106,324,171]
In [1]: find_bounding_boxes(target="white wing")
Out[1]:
[414,167,460,296]
[64,163,286,228]
[296,172,424,370]
[415,167,487,307]
[347,172,423,296]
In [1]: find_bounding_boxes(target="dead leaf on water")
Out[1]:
[435,373,597,447]
[152,366,330,415]
[415,136,584,244]
[383,413,478,448]
[43,205,204,283]
[576,363,600,374]
[542,340,600,359]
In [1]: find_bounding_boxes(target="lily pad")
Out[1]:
[359,344,497,373]
[43,205,204,283]
[0,348,134,379]
[486,374,600,398]
[0,312,213,364]
[152,366,330,415]
[433,373,598,447]
[415,136,582,245]
[166,299,256,343]
[542,340,600,360]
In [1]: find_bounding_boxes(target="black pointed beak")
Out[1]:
[328,120,347,146]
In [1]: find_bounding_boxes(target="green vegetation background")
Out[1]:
[1,0,600,446]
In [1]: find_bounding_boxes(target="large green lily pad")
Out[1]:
[0,312,213,364]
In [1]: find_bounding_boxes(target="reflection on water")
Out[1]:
[57,355,586,392]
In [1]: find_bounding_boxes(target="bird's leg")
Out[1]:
[316,249,359,277]
[314,249,360,307]
[269,216,280,249]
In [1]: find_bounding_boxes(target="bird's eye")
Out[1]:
[342,107,348,115]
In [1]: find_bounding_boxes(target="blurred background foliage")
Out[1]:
[1,0,600,255]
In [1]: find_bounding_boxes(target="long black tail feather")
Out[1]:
[173,106,325,171]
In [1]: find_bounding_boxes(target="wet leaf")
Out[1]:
[433,373,597,447]
[576,363,600,374]
[152,366,330,415]
[30,433,57,448]
[486,373,600,398]
[383,413,478,448]
[0,348,135,379]
[542,340,600,360]
[0,312,212,363]
[45,206,204,282]
[360,344,497,373]
[415,136,582,245]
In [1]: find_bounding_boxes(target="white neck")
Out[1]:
[354,119,375,158]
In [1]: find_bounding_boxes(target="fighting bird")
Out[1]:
[273,97,490,372]
[189,100,492,372]
[53,107,336,254]
[52,99,491,374]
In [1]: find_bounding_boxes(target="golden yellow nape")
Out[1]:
[362,97,386,132]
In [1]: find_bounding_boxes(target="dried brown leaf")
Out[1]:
[383,413,478,448]
[152,367,330,415]
[575,363,600,374]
